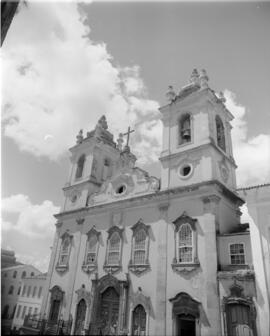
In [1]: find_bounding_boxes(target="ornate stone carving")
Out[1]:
[169,292,201,317]
[76,217,85,225]
[219,158,229,183]
[128,263,150,275]
[50,285,64,301]
[55,231,72,274]
[131,287,151,314]
[75,285,91,307]
[171,262,200,275]
[82,226,100,274]
[172,211,197,232]
[166,85,176,102]
[76,129,83,144]
[201,195,221,213]
[199,69,209,89]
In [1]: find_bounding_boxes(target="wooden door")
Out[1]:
[227,304,253,336]
[177,314,196,336]
[99,287,119,334]
[74,299,87,335]
[49,300,60,322]
[132,305,146,336]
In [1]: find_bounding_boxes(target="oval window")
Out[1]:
[116,185,126,195]
[178,163,193,179]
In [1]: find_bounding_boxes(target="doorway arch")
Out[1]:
[74,299,87,335]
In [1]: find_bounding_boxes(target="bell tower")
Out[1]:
[62,116,120,212]
[159,69,237,192]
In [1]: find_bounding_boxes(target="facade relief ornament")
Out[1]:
[75,285,91,307]
[201,195,221,213]
[170,292,201,318]
[130,287,152,315]
[219,158,230,183]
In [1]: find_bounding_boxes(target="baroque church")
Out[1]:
[40,69,260,336]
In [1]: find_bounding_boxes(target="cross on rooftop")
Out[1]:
[122,126,135,147]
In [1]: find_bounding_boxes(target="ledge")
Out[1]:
[103,264,122,275]
[172,262,200,275]
[128,262,150,276]
[55,263,69,274]
[82,263,98,274]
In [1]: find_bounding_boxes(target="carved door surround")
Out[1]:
[222,282,257,336]
[129,287,153,336]
[48,285,64,322]
[89,274,129,335]
[169,292,201,336]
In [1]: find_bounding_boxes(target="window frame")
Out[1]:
[56,231,73,273]
[82,226,100,274]
[178,113,193,146]
[129,219,151,276]
[75,154,86,179]
[8,285,14,295]
[229,243,246,265]
[103,226,124,274]
[172,212,200,274]
[215,115,226,152]
[178,223,194,264]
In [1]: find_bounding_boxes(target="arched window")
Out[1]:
[22,285,27,296]
[102,158,111,180]
[30,272,35,277]
[75,154,85,179]
[178,224,193,263]
[107,232,121,265]
[172,212,199,273]
[132,305,147,336]
[133,230,147,265]
[86,235,98,264]
[216,115,226,151]
[17,286,21,295]
[179,114,191,145]
[8,285,14,295]
[38,286,42,298]
[230,243,245,265]
[27,286,31,297]
[59,235,71,266]
[13,270,17,278]
[21,271,26,279]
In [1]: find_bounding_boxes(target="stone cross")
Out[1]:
[122,126,135,147]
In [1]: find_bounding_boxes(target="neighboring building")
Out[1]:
[1,249,20,268]
[1,264,41,333]
[12,273,47,332]
[40,70,260,336]
[238,184,270,336]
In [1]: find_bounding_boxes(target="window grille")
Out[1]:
[59,237,70,265]
[133,230,147,264]
[75,155,85,179]
[230,243,245,265]
[86,235,97,264]
[178,224,193,263]
[107,232,120,265]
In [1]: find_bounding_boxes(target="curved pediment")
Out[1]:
[88,167,160,206]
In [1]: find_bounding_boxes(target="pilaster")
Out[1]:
[154,203,169,336]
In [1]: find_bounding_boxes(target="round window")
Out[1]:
[71,195,77,203]
[178,163,193,179]
[116,185,126,195]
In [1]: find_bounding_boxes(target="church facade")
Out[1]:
[41,70,260,336]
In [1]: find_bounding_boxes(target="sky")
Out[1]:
[1,1,270,272]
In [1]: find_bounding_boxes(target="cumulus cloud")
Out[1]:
[2,194,59,238]
[2,2,159,162]
[224,90,270,187]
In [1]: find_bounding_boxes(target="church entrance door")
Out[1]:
[98,287,120,334]
[49,300,60,322]
[74,299,87,335]
[226,304,253,336]
[177,314,196,336]
[132,304,146,336]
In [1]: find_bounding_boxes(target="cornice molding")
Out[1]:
[55,180,244,220]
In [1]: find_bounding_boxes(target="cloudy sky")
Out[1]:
[2,1,270,272]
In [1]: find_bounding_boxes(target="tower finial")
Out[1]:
[199,69,209,89]
[76,129,83,144]
[190,68,199,85]
[166,85,176,102]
